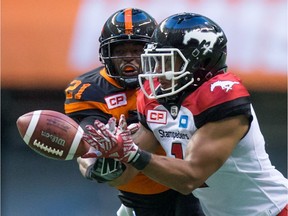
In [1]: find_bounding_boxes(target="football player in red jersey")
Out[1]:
[82,13,288,216]
[64,8,203,216]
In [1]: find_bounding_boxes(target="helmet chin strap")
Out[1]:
[157,84,181,104]
[160,83,178,92]
[118,77,139,89]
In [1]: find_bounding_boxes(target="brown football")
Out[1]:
[16,110,90,160]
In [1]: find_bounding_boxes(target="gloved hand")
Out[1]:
[127,123,140,135]
[81,117,117,158]
[78,118,127,182]
[77,156,96,179]
[82,114,139,163]
[77,156,126,183]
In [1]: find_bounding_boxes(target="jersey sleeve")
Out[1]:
[64,68,114,123]
[137,87,152,131]
[187,72,253,128]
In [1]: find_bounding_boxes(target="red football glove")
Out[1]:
[82,115,139,163]
[127,122,140,135]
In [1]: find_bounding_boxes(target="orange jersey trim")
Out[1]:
[117,173,169,194]
[64,100,108,114]
[116,145,169,194]
[99,68,122,88]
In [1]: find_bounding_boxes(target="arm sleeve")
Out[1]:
[67,109,111,132]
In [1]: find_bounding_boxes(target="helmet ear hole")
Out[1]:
[191,61,201,70]
[203,58,211,68]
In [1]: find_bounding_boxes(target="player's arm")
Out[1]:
[108,124,159,187]
[82,114,249,193]
[140,114,249,194]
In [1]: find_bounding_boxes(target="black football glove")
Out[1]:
[86,158,126,183]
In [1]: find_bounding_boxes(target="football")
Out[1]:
[16,110,90,160]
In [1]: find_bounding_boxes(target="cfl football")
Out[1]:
[16,110,90,160]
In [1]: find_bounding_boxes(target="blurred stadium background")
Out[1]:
[1,0,287,215]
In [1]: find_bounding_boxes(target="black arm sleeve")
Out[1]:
[194,96,253,128]
[67,109,111,133]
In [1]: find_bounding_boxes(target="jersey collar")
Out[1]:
[100,68,123,88]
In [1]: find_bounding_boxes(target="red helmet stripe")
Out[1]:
[124,8,133,34]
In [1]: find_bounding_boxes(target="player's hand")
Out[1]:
[77,154,125,183]
[81,117,119,158]
[82,115,139,163]
[77,154,96,179]
[127,122,140,135]
[78,119,111,180]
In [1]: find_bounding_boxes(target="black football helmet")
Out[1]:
[140,13,227,99]
[99,8,157,89]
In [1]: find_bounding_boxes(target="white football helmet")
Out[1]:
[139,44,191,99]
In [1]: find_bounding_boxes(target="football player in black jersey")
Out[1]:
[64,8,203,216]
[81,12,288,216]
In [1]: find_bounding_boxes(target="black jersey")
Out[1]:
[64,67,169,194]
